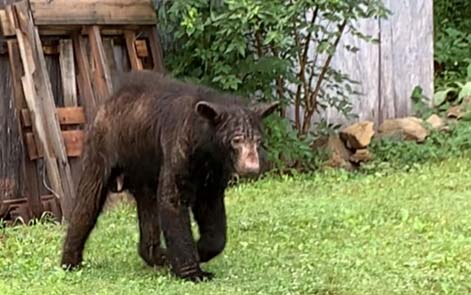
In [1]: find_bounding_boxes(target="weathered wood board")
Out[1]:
[59,39,78,107]
[0,9,14,36]
[88,25,113,102]
[21,107,86,127]
[25,130,84,160]
[378,0,434,121]
[0,55,22,200]
[125,30,143,70]
[29,0,157,25]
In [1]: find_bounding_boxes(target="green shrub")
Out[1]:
[158,0,389,172]
[434,0,471,88]
[433,64,471,111]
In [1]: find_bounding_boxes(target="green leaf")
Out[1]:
[263,31,278,45]
[433,88,455,106]
[411,85,424,103]
[458,82,471,100]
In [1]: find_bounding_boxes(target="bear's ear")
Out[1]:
[250,101,280,119]
[195,101,221,123]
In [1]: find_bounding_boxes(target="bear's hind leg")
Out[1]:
[61,155,110,270]
[134,187,167,267]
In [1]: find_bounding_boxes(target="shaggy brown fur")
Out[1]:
[60,71,278,282]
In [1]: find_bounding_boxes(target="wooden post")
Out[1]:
[59,38,83,190]
[59,39,78,107]
[87,25,113,103]
[148,26,165,72]
[124,30,143,70]
[0,9,15,36]
[73,32,98,122]
[103,38,120,87]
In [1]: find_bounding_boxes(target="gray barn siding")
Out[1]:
[326,18,381,125]
[294,0,434,128]
[379,0,434,121]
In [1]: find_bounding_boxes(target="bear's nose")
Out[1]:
[242,161,260,175]
[238,156,260,176]
[236,142,261,176]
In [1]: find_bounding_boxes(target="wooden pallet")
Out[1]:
[0,0,164,224]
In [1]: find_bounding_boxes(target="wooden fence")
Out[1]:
[307,0,434,126]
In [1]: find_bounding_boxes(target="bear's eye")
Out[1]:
[231,136,244,146]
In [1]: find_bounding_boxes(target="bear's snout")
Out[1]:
[235,142,260,176]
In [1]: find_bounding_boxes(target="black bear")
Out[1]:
[60,71,278,282]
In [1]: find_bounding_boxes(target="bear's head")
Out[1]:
[195,100,279,177]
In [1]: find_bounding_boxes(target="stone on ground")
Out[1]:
[425,114,444,129]
[324,135,354,170]
[350,149,373,164]
[339,121,375,149]
[447,106,463,119]
[378,117,428,143]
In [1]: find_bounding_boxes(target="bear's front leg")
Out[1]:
[158,167,213,282]
[192,187,227,263]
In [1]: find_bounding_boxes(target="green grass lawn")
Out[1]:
[1,158,471,294]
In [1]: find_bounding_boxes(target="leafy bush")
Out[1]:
[410,85,436,119]
[434,0,471,88]
[433,64,471,109]
[158,0,389,171]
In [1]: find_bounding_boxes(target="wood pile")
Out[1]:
[0,0,164,224]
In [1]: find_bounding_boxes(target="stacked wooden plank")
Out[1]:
[0,0,164,224]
